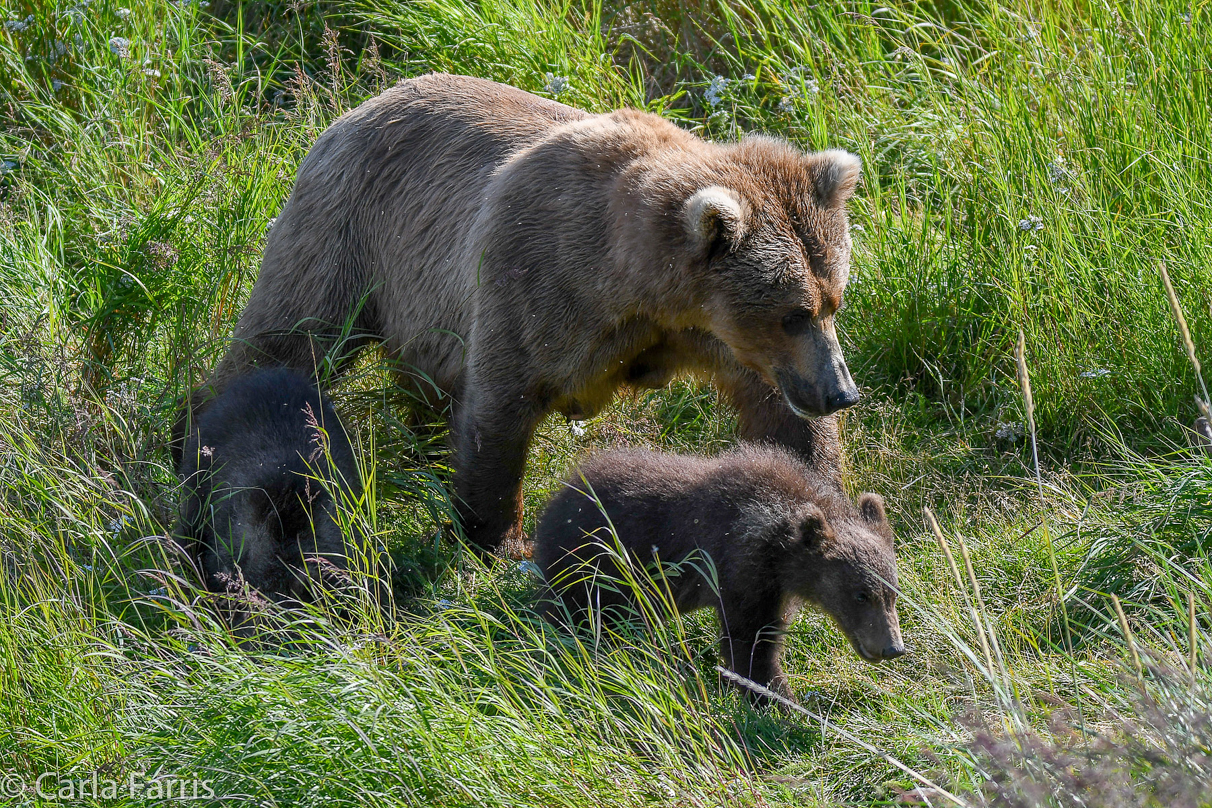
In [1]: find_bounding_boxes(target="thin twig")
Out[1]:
[716,666,971,808]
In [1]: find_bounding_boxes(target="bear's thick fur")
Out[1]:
[185,73,863,554]
[534,444,904,701]
[175,368,371,605]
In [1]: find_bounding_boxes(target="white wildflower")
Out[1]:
[1048,156,1073,189]
[1079,368,1110,379]
[116,7,131,19]
[52,79,64,91]
[995,421,1023,442]
[109,36,130,58]
[777,95,795,113]
[569,421,586,438]
[4,14,33,32]
[1018,215,1044,232]
[785,66,819,94]
[544,72,569,96]
[741,72,755,81]
[704,74,730,107]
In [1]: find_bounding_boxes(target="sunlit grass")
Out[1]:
[2,0,1211,805]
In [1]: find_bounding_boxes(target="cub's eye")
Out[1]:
[854,592,870,604]
[782,309,813,335]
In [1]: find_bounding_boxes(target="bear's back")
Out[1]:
[535,445,828,571]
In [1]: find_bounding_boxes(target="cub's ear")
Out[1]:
[684,186,747,256]
[807,149,861,209]
[857,493,893,542]
[797,503,834,547]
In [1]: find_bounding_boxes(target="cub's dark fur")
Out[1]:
[535,444,904,701]
[176,368,368,606]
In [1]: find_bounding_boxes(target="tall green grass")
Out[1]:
[2,0,1212,805]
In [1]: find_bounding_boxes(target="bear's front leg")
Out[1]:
[719,368,844,490]
[718,605,793,705]
[452,384,544,556]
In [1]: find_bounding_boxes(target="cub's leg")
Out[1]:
[717,599,792,704]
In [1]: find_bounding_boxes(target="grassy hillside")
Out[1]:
[2,0,1211,805]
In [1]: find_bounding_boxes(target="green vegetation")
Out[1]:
[2,0,1211,804]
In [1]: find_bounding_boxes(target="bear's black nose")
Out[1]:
[827,386,861,412]
[880,645,906,660]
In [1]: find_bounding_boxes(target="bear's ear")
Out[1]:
[797,503,834,548]
[684,186,747,256]
[857,493,892,542]
[807,149,862,209]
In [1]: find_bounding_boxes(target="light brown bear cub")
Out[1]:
[180,73,864,555]
[535,444,904,702]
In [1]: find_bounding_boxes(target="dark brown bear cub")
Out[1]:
[534,444,904,701]
[175,368,372,608]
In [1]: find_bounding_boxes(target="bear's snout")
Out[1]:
[776,364,860,417]
[825,382,861,413]
[773,317,860,417]
[854,638,906,664]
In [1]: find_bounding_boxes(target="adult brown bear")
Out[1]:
[182,73,863,554]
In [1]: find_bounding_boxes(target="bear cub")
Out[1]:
[534,444,905,701]
[175,367,373,608]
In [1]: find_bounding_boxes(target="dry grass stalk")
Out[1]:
[1189,591,1199,681]
[926,508,995,676]
[1014,329,1043,496]
[1159,262,1211,419]
[1111,593,1144,681]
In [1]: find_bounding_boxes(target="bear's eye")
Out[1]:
[782,309,813,335]
[854,591,870,604]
